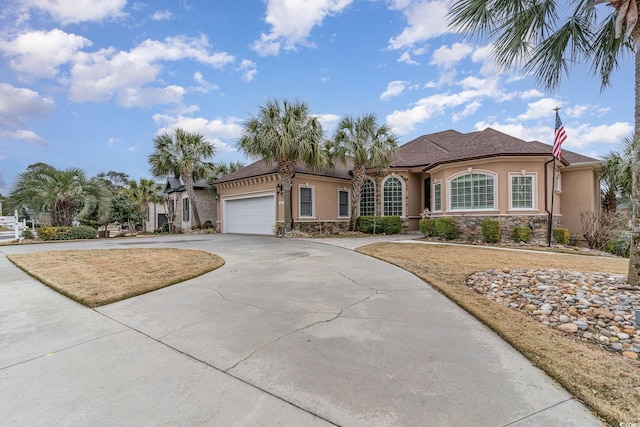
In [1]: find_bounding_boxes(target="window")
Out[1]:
[182,198,190,221]
[359,179,375,216]
[383,176,403,216]
[433,181,442,211]
[511,175,534,209]
[339,190,349,217]
[555,171,562,191]
[449,173,495,210]
[299,186,313,217]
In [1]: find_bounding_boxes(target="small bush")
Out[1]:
[38,226,58,241]
[274,223,285,236]
[608,239,630,257]
[203,220,214,229]
[22,229,34,239]
[552,228,570,245]
[56,225,98,240]
[419,218,437,237]
[161,223,170,233]
[481,219,501,243]
[568,233,581,246]
[358,216,380,234]
[512,226,532,243]
[380,216,402,234]
[435,218,459,240]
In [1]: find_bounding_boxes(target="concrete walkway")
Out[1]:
[0,234,603,426]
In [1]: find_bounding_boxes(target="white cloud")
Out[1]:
[69,35,235,106]
[0,83,54,124]
[192,71,219,93]
[152,114,243,152]
[237,59,257,82]
[17,0,127,24]
[516,98,562,121]
[315,113,341,132]
[151,10,173,21]
[387,1,449,50]
[431,42,473,69]
[252,0,353,56]
[519,89,544,99]
[0,129,46,145]
[107,137,121,147]
[380,80,408,100]
[0,29,92,78]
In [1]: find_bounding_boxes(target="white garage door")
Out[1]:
[224,195,276,235]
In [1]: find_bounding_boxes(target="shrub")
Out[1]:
[608,239,630,257]
[358,216,380,234]
[512,226,531,243]
[419,218,437,237]
[552,228,570,244]
[568,233,581,246]
[481,219,501,243]
[203,220,214,229]
[380,216,402,234]
[435,218,459,240]
[160,223,170,233]
[274,223,285,236]
[38,226,58,241]
[56,225,98,240]
[22,229,34,239]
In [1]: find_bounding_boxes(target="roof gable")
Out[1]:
[214,158,353,184]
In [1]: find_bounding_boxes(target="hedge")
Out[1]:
[435,217,459,240]
[419,218,437,237]
[38,225,98,241]
[481,219,501,243]
[512,226,532,243]
[552,228,570,245]
[358,216,402,234]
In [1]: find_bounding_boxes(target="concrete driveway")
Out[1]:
[0,234,603,426]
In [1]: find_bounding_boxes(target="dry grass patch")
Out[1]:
[357,243,639,426]
[8,248,224,307]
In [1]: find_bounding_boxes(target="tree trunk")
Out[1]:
[182,172,201,229]
[279,160,296,233]
[628,33,640,287]
[350,164,366,231]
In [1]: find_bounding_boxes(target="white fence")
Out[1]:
[0,211,28,240]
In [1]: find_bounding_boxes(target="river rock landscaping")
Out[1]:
[466,268,640,360]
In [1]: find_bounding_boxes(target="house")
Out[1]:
[162,177,217,231]
[214,128,602,238]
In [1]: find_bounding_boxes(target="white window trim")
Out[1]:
[338,189,350,218]
[359,178,376,217]
[555,170,562,192]
[509,172,537,211]
[298,184,315,218]
[381,174,405,217]
[447,169,498,212]
[432,179,442,213]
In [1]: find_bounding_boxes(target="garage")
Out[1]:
[224,194,276,235]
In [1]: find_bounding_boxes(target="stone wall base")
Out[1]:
[294,220,350,234]
[446,214,562,242]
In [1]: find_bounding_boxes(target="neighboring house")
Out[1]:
[214,128,602,238]
[163,177,216,231]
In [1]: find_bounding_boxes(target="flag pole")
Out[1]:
[548,106,563,247]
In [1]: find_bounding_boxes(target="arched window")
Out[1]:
[449,172,495,210]
[359,178,375,216]
[383,176,403,216]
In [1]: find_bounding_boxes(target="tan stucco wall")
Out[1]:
[559,166,600,234]
[216,173,351,232]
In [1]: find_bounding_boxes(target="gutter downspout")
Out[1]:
[544,158,554,246]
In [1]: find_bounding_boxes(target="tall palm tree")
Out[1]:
[128,178,164,232]
[328,113,398,231]
[9,165,110,226]
[601,136,634,213]
[238,99,328,232]
[148,127,215,229]
[448,0,640,285]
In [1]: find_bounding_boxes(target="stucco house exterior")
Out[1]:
[162,177,217,231]
[214,127,602,238]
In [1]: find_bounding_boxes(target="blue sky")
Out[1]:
[0,0,634,196]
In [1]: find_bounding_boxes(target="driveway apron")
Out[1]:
[0,235,603,426]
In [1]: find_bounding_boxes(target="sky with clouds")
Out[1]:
[0,0,634,196]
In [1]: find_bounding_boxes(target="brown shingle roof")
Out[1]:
[214,158,353,184]
[393,128,599,170]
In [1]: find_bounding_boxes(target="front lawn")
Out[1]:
[357,243,638,427]
[8,248,224,307]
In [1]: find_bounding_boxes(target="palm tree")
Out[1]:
[601,136,634,213]
[128,178,164,232]
[212,160,246,179]
[448,0,640,285]
[328,113,398,231]
[238,99,328,232]
[148,127,215,229]
[9,165,110,227]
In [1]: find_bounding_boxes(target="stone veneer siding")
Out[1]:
[445,214,562,242]
[294,220,350,234]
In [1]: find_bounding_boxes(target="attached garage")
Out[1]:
[223,194,276,235]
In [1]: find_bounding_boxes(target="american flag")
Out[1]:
[553,110,567,159]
